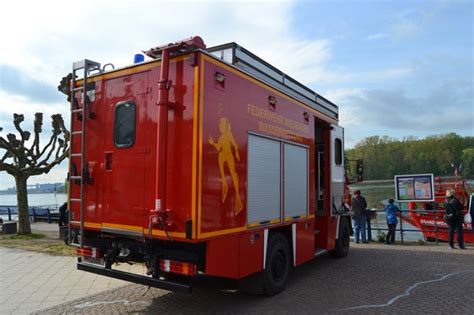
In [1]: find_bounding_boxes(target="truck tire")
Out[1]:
[263,233,291,296]
[330,217,350,258]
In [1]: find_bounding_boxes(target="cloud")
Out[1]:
[1,1,322,82]
[366,33,388,41]
[0,0,334,94]
[327,80,473,148]
[257,39,337,85]
[0,91,68,133]
[0,0,339,189]
[357,67,414,82]
[0,64,64,103]
[391,19,422,40]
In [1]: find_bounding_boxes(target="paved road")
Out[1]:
[31,243,474,314]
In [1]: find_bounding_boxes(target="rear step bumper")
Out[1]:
[77,262,192,294]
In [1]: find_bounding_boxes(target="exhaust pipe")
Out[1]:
[146,37,206,236]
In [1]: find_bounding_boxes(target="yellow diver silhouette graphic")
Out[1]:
[209,117,243,215]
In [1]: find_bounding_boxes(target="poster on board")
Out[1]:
[394,174,434,202]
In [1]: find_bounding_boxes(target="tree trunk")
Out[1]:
[15,175,31,234]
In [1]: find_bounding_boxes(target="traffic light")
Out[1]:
[356,159,363,182]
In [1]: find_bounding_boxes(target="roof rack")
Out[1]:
[207,42,338,120]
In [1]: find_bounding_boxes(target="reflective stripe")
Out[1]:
[335,215,341,239]
[164,260,170,272]
[292,224,296,266]
[263,229,269,269]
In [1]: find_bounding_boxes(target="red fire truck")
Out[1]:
[61,36,351,295]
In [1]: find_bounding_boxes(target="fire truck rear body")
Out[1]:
[67,37,350,294]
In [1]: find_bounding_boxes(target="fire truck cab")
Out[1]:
[63,36,351,295]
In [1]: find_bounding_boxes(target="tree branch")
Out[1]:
[35,131,56,161]
[1,112,69,178]
[28,149,69,176]
[13,114,31,147]
[1,149,13,163]
[30,113,43,156]
[0,161,17,175]
[35,137,58,168]
[2,134,21,166]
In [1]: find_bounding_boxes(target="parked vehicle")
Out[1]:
[62,36,350,295]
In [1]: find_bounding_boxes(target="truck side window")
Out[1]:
[335,138,342,166]
[114,101,136,148]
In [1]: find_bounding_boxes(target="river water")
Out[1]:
[1,193,425,241]
[0,193,67,221]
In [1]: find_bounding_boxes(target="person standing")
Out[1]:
[445,189,466,249]
[58,202,68,226]
[351,189,368,243]
[384,199,400,245]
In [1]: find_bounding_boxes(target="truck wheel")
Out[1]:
[330,217,350,258]
[263,233,291,296]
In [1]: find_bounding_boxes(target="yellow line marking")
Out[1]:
[284,215,307,222]
[144,229,186,238]
[197,57,204,239]
[247,218,281,228]
[76,56,190,85]
[84,222,102,229]
[84,222,186,238]
[201,54,337,125]
[102,222,143,232]
[199,226,247,238]
[191,65,199,239]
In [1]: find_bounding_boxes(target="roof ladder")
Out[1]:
[68,59,101,248]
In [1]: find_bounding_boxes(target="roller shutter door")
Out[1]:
[247,135,281,224]
[283,143,308,219]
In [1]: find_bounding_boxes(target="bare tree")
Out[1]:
[0,113,69,234]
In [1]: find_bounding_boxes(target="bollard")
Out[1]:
[398,202,404,243]
[8,207,12,221]
[367,213,372,242]
[433,204,439,245]
[47,209,51,224]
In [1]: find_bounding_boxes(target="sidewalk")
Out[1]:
[0,248,145,314]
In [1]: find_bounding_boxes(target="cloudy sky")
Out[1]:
[0,0,472,190]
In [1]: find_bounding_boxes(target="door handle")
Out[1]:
[105,152,113,171]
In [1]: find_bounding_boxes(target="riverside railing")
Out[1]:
[0,205,60,224]
[365,209,449,245]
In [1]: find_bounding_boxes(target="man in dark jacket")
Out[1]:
[58,202,68,227]
[445,189,466,249]
[351,190,368,243]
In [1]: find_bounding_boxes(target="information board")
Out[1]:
[394,174,434,202]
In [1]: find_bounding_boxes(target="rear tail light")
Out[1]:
[77,247,101,258]
[160,259,197,276]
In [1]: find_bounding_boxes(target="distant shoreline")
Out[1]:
[0,192,67,196]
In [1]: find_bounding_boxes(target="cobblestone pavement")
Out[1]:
[32,243,474,314]
[0,248,142,314]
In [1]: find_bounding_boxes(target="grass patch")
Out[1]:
[376,230,386,243]
[0,240,76,256]
[8,233,46,240]
[0,232,76,256]
[42,244,76,256]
